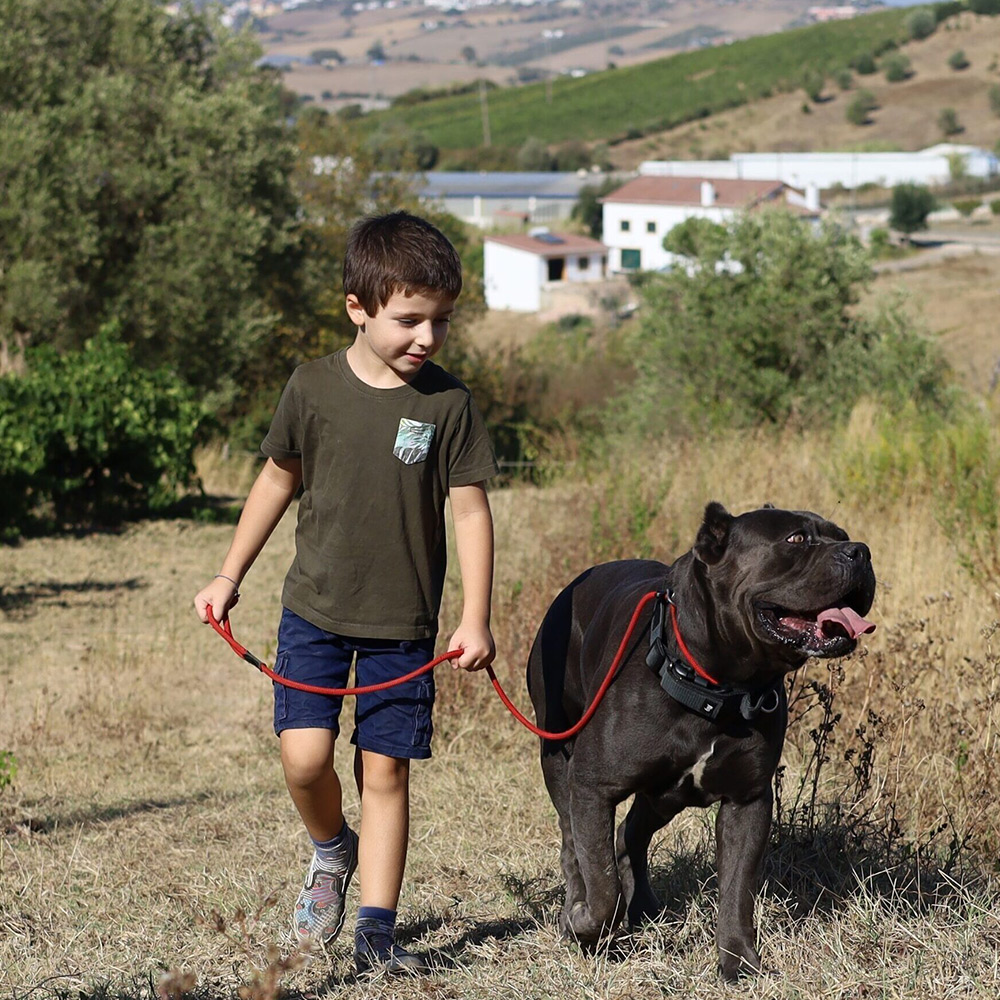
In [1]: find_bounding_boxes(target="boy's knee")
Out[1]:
[360,752,410,795]
[280,729,336,788]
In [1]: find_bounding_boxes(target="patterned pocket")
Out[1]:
[393,418,435,465]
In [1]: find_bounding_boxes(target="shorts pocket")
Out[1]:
[412,676,435,749]
[273,653,289,726]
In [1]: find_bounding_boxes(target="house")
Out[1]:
[483,230,608,312]
[600,176,821,272]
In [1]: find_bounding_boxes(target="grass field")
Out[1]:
[3,387,1000,997]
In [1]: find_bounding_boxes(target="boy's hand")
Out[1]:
[193,576,240,624]
[447,620,496,672]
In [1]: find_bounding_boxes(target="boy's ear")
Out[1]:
[345,294,367,328]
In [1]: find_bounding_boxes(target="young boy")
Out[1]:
[194,211,497,974]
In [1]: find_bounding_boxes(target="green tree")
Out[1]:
[883,53,911,82]
[889,183,936,237]
[938,107,963,135]
[570,176,619,238]
[614,210,948,433]
[0,0,307,401]
[852,51,877,74]
[906,9,937,40]
[662,217,727,260]
[517,136,554,171]
[948,49,970,70]
[969,0,1000,13]
[846,89,878,125]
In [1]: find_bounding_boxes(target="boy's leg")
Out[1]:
[273,609,359,947]
[351,638,435,973]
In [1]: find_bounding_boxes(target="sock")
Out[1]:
[355,906,396,945]
[311,821,352,870]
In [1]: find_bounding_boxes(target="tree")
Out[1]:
[460,45,476,64]
[938,107,963,136]
[800,68,824,103]
[889,183,935,237]
[948,49,970,70]
[517,136,554,171]
[969,0,1000,13]
[883,54,911,82]
[852,51,877,74]
[367,40,386,62]
[846,89,878,125]
[570,176,619,238]
[615,210,948,434]
[906,9,937,40]
[662,217,727,261]
[0,0,307,399]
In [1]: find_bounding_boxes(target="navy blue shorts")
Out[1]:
[272,607,436,760]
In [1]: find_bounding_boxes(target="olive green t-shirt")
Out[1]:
[261,350,498,640]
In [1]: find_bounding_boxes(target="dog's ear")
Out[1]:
[694,501,733,564]
[762,501,775,509]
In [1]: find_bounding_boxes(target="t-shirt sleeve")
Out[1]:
[260,372,302,460]
[448,394,499,487]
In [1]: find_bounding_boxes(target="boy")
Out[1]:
[194,211,497,974]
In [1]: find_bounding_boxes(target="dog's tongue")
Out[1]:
[817,607,876,639]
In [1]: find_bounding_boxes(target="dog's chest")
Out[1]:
[652,733,772,807]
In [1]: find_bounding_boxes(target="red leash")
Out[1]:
[206,590,692,741]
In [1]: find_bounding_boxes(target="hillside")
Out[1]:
[355,7,915,155]
[610,9,1000,165]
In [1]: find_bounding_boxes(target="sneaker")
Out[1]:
[354,924,428,975]
[292,827,359,948]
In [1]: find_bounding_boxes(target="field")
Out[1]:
[610,10,1000,165]
[262,0,817,110]
[4,291,1000,997]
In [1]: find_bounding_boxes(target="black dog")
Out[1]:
[526,502,876,979]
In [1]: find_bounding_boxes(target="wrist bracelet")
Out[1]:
[214,573,240,595]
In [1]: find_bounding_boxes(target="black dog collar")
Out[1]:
[645,592,782,722]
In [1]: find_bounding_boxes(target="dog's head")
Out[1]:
[693,501,876,665]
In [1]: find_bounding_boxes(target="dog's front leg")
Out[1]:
[565,784,624,944]
[714,794,770,980]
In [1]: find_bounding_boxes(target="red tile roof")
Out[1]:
[600,176,785,207]
[484,232,608,257]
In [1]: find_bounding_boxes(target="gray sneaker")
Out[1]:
[354,924,428,976]
[292,827,359,948]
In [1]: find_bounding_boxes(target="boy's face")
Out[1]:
[346,287,455,386]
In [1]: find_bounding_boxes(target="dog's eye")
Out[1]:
[786,532,807,544]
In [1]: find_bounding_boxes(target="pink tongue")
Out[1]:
[817,607,876,639]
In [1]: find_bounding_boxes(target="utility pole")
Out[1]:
[479,79,491,147]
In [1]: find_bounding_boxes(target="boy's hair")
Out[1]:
[344,211,463,314]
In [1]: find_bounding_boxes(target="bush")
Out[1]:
[846,89,878,125]
[969,0,1000,13]
[953,198,981,217]
[835,68,854,90]
[890,183,936,235]
[990,198,1000,215]
[884,54,912,82]
[611,212,951,435]
[0,329,206,537]
[948,49,970,70]
[989,84,1000,116]
[938,107,963,135]
[906,9,937,40]
[852,51,878,74]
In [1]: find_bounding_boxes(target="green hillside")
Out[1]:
[364,7,917,153]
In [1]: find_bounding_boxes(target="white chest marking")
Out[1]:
[680,739,718,792]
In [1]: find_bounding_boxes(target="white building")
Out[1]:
[600,176,820,272]
[640,144,998,191]
[483,230,608,312]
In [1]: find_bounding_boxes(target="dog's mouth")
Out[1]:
[756,588,876,657]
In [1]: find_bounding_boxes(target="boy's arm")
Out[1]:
[193,457,302,623]
[447,482,496,672]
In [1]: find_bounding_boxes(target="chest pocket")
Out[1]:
[393,418,436,465]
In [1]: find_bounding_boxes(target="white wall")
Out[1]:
[602,201,734,272]
[483,243,545,311]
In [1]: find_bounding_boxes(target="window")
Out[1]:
[646,221,656,233]
[577,255,589,270]
[620,248,641,270]
[620,219,631,232]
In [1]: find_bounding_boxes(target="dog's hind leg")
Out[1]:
[616,793,678,928]
[564,784,625,944]
[540,749,587,934]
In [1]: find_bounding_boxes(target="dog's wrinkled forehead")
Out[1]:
[737,507,850,545]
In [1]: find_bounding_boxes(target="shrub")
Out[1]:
[0,328,206,537]
[612,212,951,435]
[846,89,878,125]
[890,183,936,235]
[953,198,981,217]
[906,9,937,40]
[937,107,963,135]
[836,67,854,90]
[989,84,1000,116]
[884,54,912,82]
[969,0,1000,13]
[990,198,1000,215]
[853,51,878,74]
[948,49,970,70]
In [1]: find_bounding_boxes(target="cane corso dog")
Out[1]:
[526,502,876,979]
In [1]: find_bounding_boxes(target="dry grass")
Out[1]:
[3,418,1000,997]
